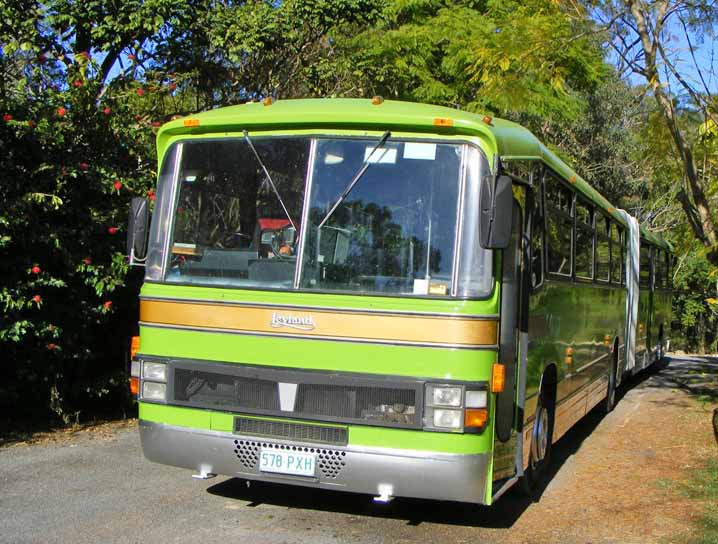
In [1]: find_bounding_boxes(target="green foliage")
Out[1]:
[321,0,606,121]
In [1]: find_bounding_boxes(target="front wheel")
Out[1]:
[520,392,554,497]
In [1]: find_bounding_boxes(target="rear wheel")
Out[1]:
[520,390,554,497]
[604,351,618,414]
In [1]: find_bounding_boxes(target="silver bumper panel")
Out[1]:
[139,420,490,504]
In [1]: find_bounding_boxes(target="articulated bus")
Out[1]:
[126,98,672,505]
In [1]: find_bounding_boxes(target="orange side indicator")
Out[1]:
[491,363,505,393]
[129,376,139,396]
[433,117,454,127]
[183,118,200,127]
[465,408,488,428]
[130,335,140,359]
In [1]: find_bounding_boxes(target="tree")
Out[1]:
[591,0,718,260]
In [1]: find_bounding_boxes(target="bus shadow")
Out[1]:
[207,408,614,528]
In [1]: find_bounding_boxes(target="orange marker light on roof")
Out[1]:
[263,97,273,106]
[491,363,505,393]
[482,115,493,125]
[183,119,200,127]
[433,117,454,127]
[570,175,577,184]
[371,96,384,105]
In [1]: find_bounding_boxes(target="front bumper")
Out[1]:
[139,420,490,504]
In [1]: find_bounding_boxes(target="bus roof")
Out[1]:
[158,98,670,250]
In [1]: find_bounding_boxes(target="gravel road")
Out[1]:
[1,356,716,544]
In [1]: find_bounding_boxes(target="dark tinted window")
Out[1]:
[546,175,572,276]
[610,223,623,285]
[530,184,544,288]
[640,244,651,288]
[575,199,594,279]
[596,215,610,282]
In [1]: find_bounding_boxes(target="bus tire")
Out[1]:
[520,385,555,497]
[604,341,618,414]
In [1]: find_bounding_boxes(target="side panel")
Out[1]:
[524,280,625,444]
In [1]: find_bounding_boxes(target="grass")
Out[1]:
[684,458,718,544]
[657,458,718,544]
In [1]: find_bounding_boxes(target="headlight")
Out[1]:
[465,389,487,408]
[424,383,489,432]
[427,385,462,407]
[142,381,166,401]
[142,362,167,382]
[431,408,462,429]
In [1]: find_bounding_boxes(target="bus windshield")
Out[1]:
[160,136,486,297]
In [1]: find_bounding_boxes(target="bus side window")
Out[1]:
[639,244,651,288]
[610,222,622,285]
[575,198,594,280]
[545,174,573,277]
[596,215,610,282]
[654,249,664,289]
[530,182,544,288]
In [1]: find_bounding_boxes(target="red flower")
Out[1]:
[103,107,111,115]
[147,190,156,202]
[83,257,92,265]
[134,114,142,122]
[103,300,113,310]
[27,120,35,128]
[114,180,123,191]
[31,266,41,274]
[168,82,177,91]
[73,79,83,87]
[79,162,89,171]
[32,294,42,304]
[47,343,57,350]
[136,88,145,97]
[107,226,118,235]
[3,113,12,122]
[57,106,66,117]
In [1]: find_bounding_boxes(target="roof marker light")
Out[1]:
[263,97,273,106]
[183,119,200,127]
[433,117,454,127]
[482,115,493,125]
[371,96,384,105]
[569,175,577,184]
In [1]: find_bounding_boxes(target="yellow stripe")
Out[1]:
[140,299,498,347]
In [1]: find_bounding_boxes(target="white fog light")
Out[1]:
[142,362,167,382]
[142,381,166,401]
[130,360,141,378]
[429,386,462,407]
[432,408,462,429]
[465,390,487,408]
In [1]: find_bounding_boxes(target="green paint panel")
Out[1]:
[141,281,499,317]
[139,325,496,382]
[140,402,493,454]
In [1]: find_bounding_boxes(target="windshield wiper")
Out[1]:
[243,129,297,231]
[317,131,391,229]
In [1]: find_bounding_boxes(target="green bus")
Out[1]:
[126,98,672,505]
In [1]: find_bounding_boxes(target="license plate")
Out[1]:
[259,448,316,477]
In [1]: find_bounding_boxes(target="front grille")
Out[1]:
[232,439,347,479]
[170,361,421,428]
[234,417,348,445]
